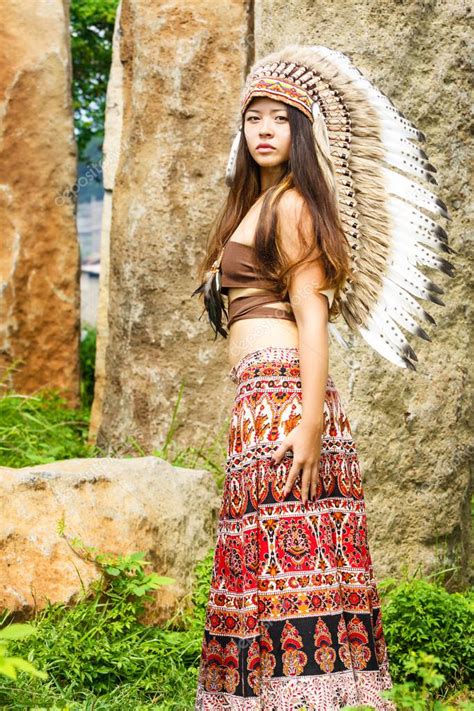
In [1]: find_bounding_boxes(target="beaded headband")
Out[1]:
[240,75,315,122]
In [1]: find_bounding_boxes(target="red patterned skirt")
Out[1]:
[195,347,396,710]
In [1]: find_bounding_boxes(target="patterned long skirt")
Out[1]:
[195,347,396,710]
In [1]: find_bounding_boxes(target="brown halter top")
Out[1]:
[220,241,296,329]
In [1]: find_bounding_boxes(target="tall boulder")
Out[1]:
[252,0,472,588]
[0,0,80,406]
[91,0,251,455]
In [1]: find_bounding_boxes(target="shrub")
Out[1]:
[381,578,473,691]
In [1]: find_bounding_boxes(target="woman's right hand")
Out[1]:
[271,419,324,505]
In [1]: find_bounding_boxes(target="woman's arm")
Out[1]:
[270,189,330,504]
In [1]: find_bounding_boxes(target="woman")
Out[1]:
[192,44,450,710]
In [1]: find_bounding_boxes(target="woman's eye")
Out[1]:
[246,115,287,122]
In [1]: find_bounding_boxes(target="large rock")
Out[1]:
[91,0,250,455]
[0,0,81,406]
[0,457,221,623]
[88,0,125,444]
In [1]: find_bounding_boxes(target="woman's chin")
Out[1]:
[253,154,287,169]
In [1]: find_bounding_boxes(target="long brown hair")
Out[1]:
[194,101,351,321]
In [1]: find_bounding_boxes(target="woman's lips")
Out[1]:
[256,146,275,152]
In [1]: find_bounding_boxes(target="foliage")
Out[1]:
[0,543,203,709]
[0,335,106,467]
[79,324,97,409]
[379,577,473,691]
[381,650,474,710]
[70,0,120,161]
[0,624,48,681]
[0,385,99,468]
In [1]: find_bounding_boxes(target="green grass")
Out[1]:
[0,545,214,709]
[0,388,98,468]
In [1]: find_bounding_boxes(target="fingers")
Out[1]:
[271,441,285,465]
[282,460,301,498]
[310,463,320,501]
[282,462,320,504]
[300,465,312,506]
[272,436,320,505]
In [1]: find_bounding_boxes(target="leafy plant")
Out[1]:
[79,324,97,409]
[70,0,120,161]
[382,650,473,710]
[0,624,48,681]
[380,578,473,691]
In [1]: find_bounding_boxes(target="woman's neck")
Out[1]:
[259,164,287,193]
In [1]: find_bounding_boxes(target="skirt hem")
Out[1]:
[195,664,396,710]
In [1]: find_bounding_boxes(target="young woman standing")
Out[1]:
[192,44,452,710]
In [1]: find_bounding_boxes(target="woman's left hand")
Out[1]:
[270,420,323,505]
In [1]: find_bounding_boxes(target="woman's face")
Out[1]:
[243,97,291,168]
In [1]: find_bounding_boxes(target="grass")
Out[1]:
[0,325,229,482]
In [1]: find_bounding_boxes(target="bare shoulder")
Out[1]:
[277,188,307,220]
[277,188,314,261]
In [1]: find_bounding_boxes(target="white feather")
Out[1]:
[386,264,443,302]
[358,324,410,369]
[380,167,449,219]
[225,129,242,186]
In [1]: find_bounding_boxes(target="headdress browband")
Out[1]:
[240,62,323,123]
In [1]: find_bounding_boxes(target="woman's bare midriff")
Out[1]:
[225,193,299,370]
[227,295,299,369]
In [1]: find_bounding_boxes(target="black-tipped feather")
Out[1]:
[191,259,228,340]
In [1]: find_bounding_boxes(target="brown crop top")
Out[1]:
[220,241,335,329]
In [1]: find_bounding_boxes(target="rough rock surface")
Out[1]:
[92,0,472,586]
[0,0,81,406]
[92,0,251,456]
[88,0,125,444]
[0,457,221,623]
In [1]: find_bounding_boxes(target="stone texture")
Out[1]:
[0,0,81,406]
[88,0,125,443]
[253,0,472,588]
[0,456,221,623]
[92,0,251,455]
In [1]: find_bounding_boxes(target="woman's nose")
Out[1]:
[259,121,273,135]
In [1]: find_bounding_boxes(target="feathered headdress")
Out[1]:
[221,44,455,370]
